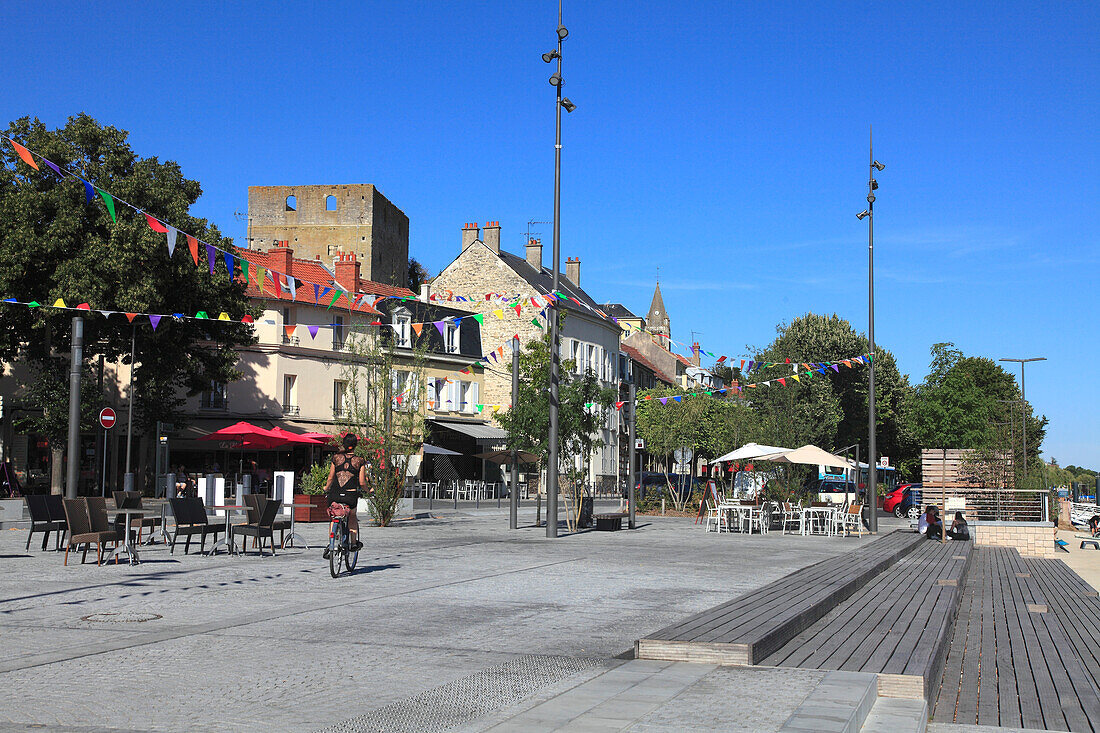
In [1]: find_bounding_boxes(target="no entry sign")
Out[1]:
[99,407,117,430]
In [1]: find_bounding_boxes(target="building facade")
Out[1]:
[246,184,409,287]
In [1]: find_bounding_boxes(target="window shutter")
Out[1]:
[410,373,420,410]
[470,381,479,413]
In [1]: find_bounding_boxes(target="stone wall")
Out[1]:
[247,184,408,286]
[973,521,1056,558]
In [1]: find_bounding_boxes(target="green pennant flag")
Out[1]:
[531,318,542,329]
[28,300,40,307]
[473,313,484,324]
[327,289,344,309]
[195,311,208,319]
[241,259,249,284]
[97,189,116,223]
[476,404,484,412]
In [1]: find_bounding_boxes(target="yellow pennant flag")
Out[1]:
[257,267,266,293]
[218,312,230,321]
[53,298,66,308]
[493,309,504,320]
[492,405,501,413]
[791,374,801,383]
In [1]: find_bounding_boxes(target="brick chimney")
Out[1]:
[483,221,500,254]
[526,238,543,270]
[565,257,581,286]
[268,241,294,278]
[692,342,701,367]
[462,222,480,251]
[334,251,361,293]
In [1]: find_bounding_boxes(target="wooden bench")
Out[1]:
[764,537,974,702]
[636,530,924,665]
[594,513,627,531]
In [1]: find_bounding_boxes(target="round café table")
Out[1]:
[207,505,246,556]
[107,508,149,565]
[282,503,315,549]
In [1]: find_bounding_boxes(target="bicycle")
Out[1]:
[327,510,359,578]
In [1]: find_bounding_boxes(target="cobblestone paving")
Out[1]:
[0,512,875,731]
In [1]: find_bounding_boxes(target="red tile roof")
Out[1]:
[232,246,413,313]
[621,344,675,385]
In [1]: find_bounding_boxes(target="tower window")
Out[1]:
[326,195,337,211]
[285,195,297,211]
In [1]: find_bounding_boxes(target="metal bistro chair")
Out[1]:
[235,499,282,556]
[25,494,66,551]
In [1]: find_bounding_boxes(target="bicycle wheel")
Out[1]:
[328,524,343,578]
[345,539,358,573]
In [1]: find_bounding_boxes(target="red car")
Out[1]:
[884,484,913,516]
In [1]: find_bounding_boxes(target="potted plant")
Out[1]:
[295,462,331,522]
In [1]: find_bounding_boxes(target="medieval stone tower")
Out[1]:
[646,281,671,339]
[246,184,409,287]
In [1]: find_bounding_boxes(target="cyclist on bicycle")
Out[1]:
[323,433,366,557]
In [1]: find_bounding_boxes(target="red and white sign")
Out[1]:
[99,407,117,430]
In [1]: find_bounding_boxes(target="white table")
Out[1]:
[207,505,245,556]
[108,508,149,565]
[282,503,313,549]
[801,506,838,536]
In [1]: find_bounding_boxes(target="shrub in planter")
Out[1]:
[296,462,332,522]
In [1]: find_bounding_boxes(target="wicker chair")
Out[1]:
[235,499,281,556]
[61,498,120,565]
[25,494,66,551]
[167,498,224,554]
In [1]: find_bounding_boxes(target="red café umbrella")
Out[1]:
[269,426,327,445]
[198,421,286,449]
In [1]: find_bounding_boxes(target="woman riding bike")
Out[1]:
[323,433,367,558]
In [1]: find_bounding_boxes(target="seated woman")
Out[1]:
[918,505,942,540]
[945,511,970,541]
[1089,515,1100,537]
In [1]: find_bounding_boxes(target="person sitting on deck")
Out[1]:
[1089,515,1100,537]
[919,505,942,540]
[945,511,970,541]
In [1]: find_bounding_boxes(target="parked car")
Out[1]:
[808,479,861,505]
[883,484,908,515]
[633,472,703,501]
[892,484,923,519]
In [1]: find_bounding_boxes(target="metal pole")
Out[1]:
[546,2,564,539]
[866,127,878,533]
[125,324,135,474]
[65,317,84,499]
[101,428,108,498]
[628,381,636,528]
[510,336,520,529]
[1020,363,1028,482]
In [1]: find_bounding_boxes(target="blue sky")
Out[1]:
[5,1,1098,465]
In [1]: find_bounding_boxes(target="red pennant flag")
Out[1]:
[76,303,91,310]
[513,303,522,316]
[8,139,39,170]
[144,213,168,233]
[785,358,791,363]
[125,313,138,323]
[615,401,624,410]
[187,236,199,266]
[284,324,296,337]
[241,315,254,324]
[717,356,727,363]
[777,378,786,386]
[740,359,745,370]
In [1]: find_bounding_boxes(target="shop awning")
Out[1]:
[429,419,507,440]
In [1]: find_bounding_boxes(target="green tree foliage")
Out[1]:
[912,342,1047,480]
[0,114,255,430]
[496,321,617,482]
[748,313,918,479]
[407,257,429,293]
[636,387,755,464]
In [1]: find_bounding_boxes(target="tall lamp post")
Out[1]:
[857,128,884,533]
[542,2,575,538]
[999,357,1045,482]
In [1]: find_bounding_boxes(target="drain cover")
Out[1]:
[81,611,162,623]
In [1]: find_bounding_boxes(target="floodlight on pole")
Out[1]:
[560,98,576,112]
[999,357,1046,481]
[542,50,560,63]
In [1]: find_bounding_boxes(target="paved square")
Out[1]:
[0,510,889,732]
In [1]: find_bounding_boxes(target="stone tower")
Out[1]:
[646,281,670,339]
[246,184,409,287]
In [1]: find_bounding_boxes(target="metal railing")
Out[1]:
[281,404,300,416]
[926,488,1050,523]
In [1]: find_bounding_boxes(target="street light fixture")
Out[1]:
[860,127,883,533]
[545,0,571,538]
[999,357,1046,482]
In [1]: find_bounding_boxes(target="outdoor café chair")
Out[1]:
[87,496,128,546]
[838,504,864,537]
[25,494,66,551]
[254,495,290,547]
[235,498,282,556]
[113,490,162,543]
[62,498,120,566]
[168,498,225,554]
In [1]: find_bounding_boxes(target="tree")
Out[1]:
[407,258,428,293]
[912,342,1047,484]
[0,115,256,437]
[496,318,616,523]
[747,313,918,480]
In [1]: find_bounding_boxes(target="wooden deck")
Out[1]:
[932,547,1100,732]
[636,530,923,665]
[762,538,973,700]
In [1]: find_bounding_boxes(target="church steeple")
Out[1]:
[646,281,670,339]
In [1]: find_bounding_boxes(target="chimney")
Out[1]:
[525,238,543,270]
[334,251,361,294]
[483,221,500,254]
[565,257,581,286]
[268,240,294,278]
[692,342,701,367]
[462,222,480,251]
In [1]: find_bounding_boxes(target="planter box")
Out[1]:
[0,498,25,526]
[294,494,330,522]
